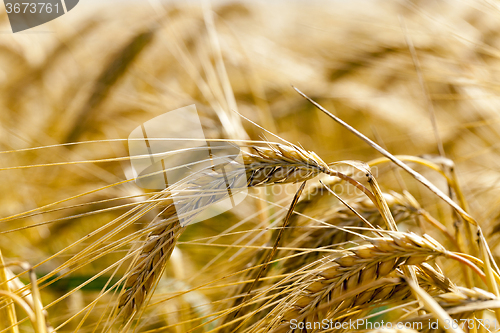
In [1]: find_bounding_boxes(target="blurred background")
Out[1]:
[2,0,500,331]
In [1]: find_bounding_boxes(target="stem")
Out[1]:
[294,86,476,226]
[0,251,19,333]
[29,268,47,333]
[446,252,486,284]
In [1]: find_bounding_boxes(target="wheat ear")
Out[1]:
[117,201,182,320]
[242,144,330,186]
[264,265,455,333]
[278,232,448,323]
[251,233,450,332]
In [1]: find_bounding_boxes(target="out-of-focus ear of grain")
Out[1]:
[63,28,156,144]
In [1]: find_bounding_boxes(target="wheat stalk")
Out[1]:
[117,143,336,321]
[274,232,449,324]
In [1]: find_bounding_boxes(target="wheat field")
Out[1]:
[2,0,500,332]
